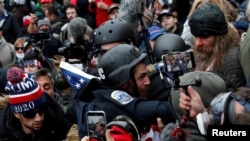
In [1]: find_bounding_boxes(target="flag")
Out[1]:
[59,61,99,91]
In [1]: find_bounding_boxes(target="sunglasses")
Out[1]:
[15,47,24,51]
[21,106,45,119]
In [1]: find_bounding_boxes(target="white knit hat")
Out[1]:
[13,0,26,5]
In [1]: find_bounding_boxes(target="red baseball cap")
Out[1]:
[40,0,52,4]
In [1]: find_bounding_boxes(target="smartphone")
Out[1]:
[86,111,106,141]
[162,50,195,73]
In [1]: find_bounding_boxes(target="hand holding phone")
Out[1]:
[29,13,38,24]
[86,111,106,141]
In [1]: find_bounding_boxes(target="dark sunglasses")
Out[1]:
[15,47,24,51]
[21,106,45,119]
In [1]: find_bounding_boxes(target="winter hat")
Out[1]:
[23,15,31,27]
[13,0,26,5]
[37,18,50,28]
[5,67,46,113]
[148,25,164,41]
[189,2,228,36]
[40,0,52,4]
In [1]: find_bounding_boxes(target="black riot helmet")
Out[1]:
[98,44,147,87]
[94,18,141,47]
[153,33,188,62]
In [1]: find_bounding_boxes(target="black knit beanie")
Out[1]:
[189,2,228,37]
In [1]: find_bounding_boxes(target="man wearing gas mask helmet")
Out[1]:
[179,86,250,136]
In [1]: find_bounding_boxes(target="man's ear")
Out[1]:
[174,17,178,24]
[13,112,21,119]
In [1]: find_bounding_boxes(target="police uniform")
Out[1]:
[75,78,175,139]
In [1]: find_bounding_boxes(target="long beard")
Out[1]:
[194,45,214,71]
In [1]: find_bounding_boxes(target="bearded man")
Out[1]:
[188,2,245,91]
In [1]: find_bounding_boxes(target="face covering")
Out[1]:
[16,53,24,60]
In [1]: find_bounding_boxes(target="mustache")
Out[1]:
[194,45,214,57]
[193,46,214,70]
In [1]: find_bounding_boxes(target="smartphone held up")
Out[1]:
[86,111,107,141]
[162,50,195,74]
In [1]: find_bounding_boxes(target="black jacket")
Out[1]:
[75,78,175,139]
[0,94,72,141]
[1,10,22,44]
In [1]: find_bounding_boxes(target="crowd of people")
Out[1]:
[0,0,250,141]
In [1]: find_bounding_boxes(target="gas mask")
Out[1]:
[196,92,250,135]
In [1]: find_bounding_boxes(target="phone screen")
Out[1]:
[162,51,195,73]
[87,111,106,140]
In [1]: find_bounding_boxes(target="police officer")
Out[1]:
[89,18,141,76]
[75,44,175,139]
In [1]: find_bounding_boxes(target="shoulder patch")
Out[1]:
[111,90,133,105]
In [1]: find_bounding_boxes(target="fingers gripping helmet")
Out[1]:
[98,44,147,87]
[94,19,141,47]
[153,33,187,62]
